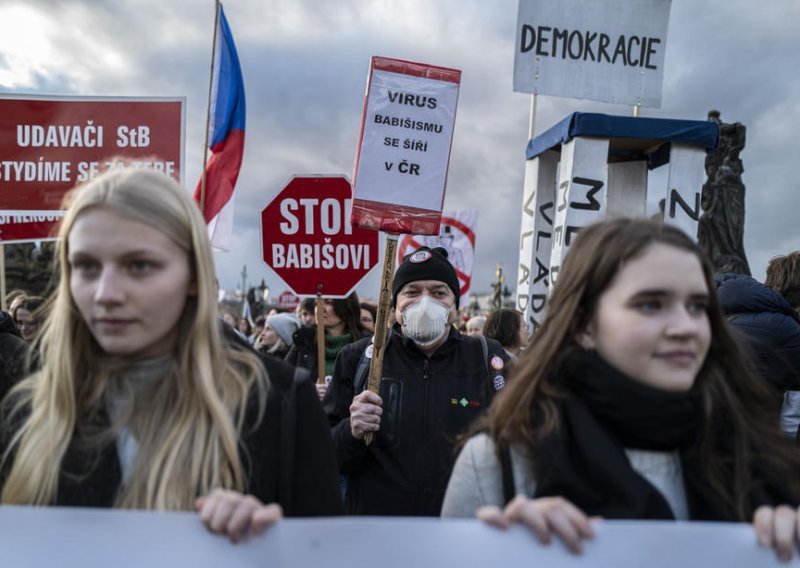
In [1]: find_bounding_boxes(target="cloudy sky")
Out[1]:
[1,0,798,301]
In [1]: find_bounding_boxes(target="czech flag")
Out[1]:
[194,3,245,251]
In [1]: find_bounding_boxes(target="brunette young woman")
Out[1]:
[284,293,366,399]
[483,308,529,359]
[0,167,342,541]
[442,218,800,563]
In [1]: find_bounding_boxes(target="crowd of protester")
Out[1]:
[1,167,800,561]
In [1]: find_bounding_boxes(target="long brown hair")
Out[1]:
[483,218,800,519]
[328,292,365,339]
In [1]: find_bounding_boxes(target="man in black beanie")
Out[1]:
[323,246,510,516]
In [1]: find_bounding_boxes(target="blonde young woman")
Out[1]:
[442,219,800,563]
[0,167,342,540]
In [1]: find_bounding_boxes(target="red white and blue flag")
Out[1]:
[194,3,245,251]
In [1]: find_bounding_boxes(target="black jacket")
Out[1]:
[323,325,510,516]
[284,326,368,378]
[716,273,800,393]
[0,339,343,516]
[284,326,320,376]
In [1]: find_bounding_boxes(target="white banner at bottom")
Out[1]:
[0,506,795,567]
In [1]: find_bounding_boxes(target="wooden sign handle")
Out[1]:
[364,234,398,446]
[315,293,326,385]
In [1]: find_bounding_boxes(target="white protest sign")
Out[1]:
[517,151,557,334]
[514,0,672,107]
[549,137,609,287]
[351,56,461,236]
[0,507,794,567]
[662,143,706,241]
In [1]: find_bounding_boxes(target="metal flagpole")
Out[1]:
[200,0,221,216]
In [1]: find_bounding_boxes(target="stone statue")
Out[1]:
[491,263,504,310]
[697,110,751,275]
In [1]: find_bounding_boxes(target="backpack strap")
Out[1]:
[478,334,489,378]
[353,333,392,395]
[353,346,371,395]
[278,366,306,513]
[499,444,516,506]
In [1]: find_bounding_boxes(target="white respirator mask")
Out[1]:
[401,295,452,348]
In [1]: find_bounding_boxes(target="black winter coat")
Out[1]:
[0,337,343,516]
[284,326,320,377]
[323,325,510,516]
[716,273,800,393]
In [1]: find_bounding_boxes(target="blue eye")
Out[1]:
[634,300,661,312]
[71,259,100,277]
[129,260,154,275]
[687,300,708,314]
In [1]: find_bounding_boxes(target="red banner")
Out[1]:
[0,95,184,242]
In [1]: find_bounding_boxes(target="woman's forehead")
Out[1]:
[607,243,708,295]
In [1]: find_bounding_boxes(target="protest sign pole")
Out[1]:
[315,290,326,384]
[199,0,221,213]
[528,94,538,138]
[364,233,398,446]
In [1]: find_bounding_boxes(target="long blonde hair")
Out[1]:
[1,167,267,510]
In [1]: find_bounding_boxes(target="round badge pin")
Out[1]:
[491,355,504,371]
[365,344,374,359]
[493,375,506,391]
[409,250,432,263]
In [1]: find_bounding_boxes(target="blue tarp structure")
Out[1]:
[526,113,719,168]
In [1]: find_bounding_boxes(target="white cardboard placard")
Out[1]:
[514,0,672,107]
[516,150,558,334]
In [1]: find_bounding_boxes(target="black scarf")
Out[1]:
[532,349,796,520]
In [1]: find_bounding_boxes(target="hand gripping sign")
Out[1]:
[351,56,461,445]
[262,176,379,385]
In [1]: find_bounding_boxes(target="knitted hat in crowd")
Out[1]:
[392,246,461,308]
[267,313,302,347]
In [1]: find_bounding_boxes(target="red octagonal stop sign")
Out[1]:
[262,176,379,298]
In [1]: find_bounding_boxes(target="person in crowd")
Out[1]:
[297,298,316,327]
[12,296,45,343]
[715,268,800,437]
[465,315,486,336]
[4,290,27,315]
[764,252,800,438]
[324,247,511,516]
[483,308,528,359]
[441,219,800,562]
[256,312,301,361]
[237,317,253,342]
[359,302,377,334]
[285,293,366,400]
[250,316,266,346]
[220,311,236,328]
[0,167,342,542]
[766,252,800,313]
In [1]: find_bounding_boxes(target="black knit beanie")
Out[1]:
[392,246,460,308]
